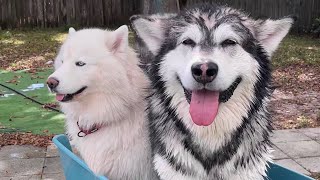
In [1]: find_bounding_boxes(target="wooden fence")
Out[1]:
[0,0,319,33]
[0,0,141,29]
[179,0,320,33]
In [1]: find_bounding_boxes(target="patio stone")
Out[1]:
[43,157,63,174]
[0,158,44,177]
[0,145,46,160]
[46,143,59,158]
[271,146,289,160]
[0,128,319,179]
[296,157,320,173]
[42,173,66,180]
[271,129,312,143]
[298,128,320,141]
[275,140,320,158]
[0,175,41,180]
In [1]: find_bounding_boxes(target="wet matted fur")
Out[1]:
[131,4,293,180]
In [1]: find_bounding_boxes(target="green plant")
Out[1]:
[295,116,312,128]
[311,17,320,37]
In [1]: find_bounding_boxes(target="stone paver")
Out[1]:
[0,145,46,160]
[275,140,320,158]
[42,173,65,180]
[298,128,320,141]
[43,157,63,174]
[0,158,44,177]
[0,175,41,180]
[271,129,312,143]
[1,128,320,179]
[271,146,289,160]
[295,157,320,173]
[274,159,311,175]
[46,143,59,158]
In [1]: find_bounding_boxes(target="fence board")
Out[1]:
[0,0,141,29]
[0,0,319,33]
[183,0,320,33]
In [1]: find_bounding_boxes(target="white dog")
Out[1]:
[47,26,157,180]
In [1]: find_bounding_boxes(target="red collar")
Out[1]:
[77,121,101,137]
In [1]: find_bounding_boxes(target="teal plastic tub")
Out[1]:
[52,134,315,180]
[53,134,107,180]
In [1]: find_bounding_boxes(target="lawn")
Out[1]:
[0,69,64,134]
[273,35,320,67]
[0,29,319,135]
[0,29,68,135]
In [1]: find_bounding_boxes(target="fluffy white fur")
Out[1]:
[48,26,157,180]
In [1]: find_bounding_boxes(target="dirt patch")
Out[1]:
[0,133,54,147]
[0,30,64,71]
[271,63,320,129]
[272,63,320,93]
[311,172,320,180]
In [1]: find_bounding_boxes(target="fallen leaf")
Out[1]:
[5,79,17,83]
[0,133,54,147]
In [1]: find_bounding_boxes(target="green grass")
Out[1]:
[0,69,65,134]
[273,35,320,67]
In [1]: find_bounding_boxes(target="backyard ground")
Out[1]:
[0,29,319,146]
[270,36,320,129]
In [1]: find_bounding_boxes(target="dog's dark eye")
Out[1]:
[75,61,86,66]
[221,39,237,47]
[182,39,196,47]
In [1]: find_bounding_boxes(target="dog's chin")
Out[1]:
[55,86,87,102]
[182,77,242,104]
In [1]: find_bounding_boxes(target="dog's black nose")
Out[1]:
[47,77,59,89]
[191,62,218,84]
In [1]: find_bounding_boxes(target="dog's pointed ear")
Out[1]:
[130,15,168,55]
[254,17,294,57]
[106,25,129,54]
[68,27,76,35]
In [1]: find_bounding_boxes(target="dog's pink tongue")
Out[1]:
[189,90,219,126]
[56,94,65,101]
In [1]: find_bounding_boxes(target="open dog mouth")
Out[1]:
[183,77,242,103]
[178,77,242,126]
[55,86,87,102]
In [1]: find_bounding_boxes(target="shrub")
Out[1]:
[311,17,320,37]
